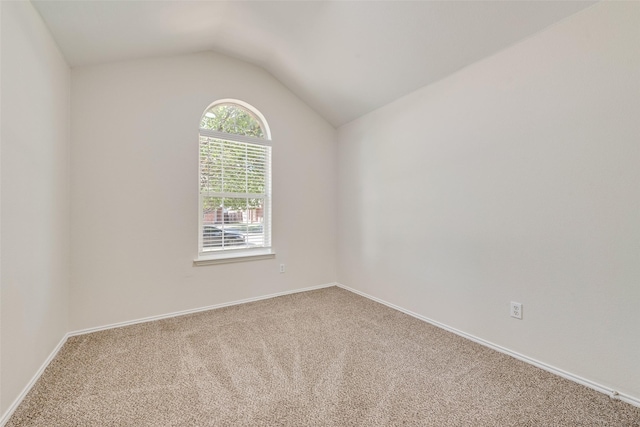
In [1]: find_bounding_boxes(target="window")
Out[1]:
[196,100,273,264]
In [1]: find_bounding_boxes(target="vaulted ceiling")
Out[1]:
[32,1,595,127]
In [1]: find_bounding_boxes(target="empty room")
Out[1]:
[1,0,639,425]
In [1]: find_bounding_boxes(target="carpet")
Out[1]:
[6,287,640,426]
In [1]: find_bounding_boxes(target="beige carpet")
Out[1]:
[6,287,640,426]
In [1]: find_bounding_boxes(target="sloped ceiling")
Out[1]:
[32,1,595,127]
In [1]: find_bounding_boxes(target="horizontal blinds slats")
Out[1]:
[201,192,266,199]
[200,137,268,195]
[200,133,271,252]
[199,128,272,147]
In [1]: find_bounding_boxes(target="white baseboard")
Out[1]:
[0,282,336,425]
[68,282,336,337]
[335,282,640,409]
[0,333,70,426]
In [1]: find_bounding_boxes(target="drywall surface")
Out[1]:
[0,1,70,414]
[337,2,640,399]
[70,51,337,331]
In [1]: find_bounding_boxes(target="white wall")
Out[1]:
[0,0,70,415]
[70,51,337,331]
[338,2,640,400]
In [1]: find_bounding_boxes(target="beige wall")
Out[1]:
[70,51,337,331]
[337,2,640,399]
[0,1,71,414]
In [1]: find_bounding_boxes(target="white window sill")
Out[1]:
[193,248,275,266]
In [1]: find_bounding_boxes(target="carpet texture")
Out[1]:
[6,287,640,426]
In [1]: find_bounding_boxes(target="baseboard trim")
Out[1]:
[0,333,70,426]
[68,282,336,337]
[335,282,640,409]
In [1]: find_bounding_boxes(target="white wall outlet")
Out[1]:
[279,264,285,273]
[510,302,523,319]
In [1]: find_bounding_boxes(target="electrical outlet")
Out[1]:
[279,264,285,273]
[510,302,523,319]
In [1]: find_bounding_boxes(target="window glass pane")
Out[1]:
[200,104,265,138]
[199,136,222,193]
[246,145,267,192]
[202,197,223,226]
[221,141,247,194]
[201,196,266,251]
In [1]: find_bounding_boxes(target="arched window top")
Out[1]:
[200,99,270,140]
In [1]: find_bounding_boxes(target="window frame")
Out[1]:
[194,100,274,266]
